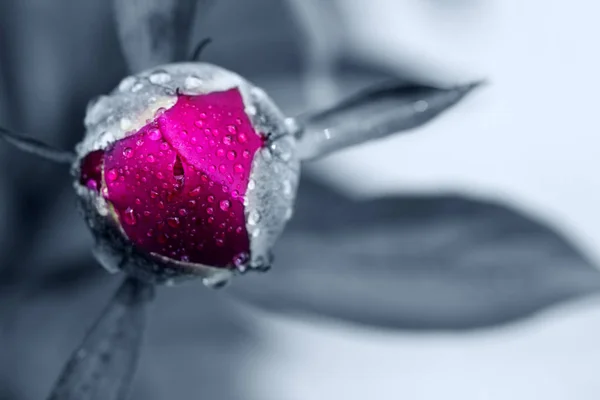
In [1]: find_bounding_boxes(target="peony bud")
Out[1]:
[74,63,299,287]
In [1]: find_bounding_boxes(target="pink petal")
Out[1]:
[103,88,264,268]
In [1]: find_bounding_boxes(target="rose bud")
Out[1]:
[1,61,480,288]
[73,63,299,287]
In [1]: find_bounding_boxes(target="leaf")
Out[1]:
[0,126,75,164]
[46,277,154,400]
[295,80,483,160]
[228,176,600,330]
[113,0,217,73]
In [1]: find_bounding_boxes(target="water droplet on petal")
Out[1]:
[189,186,202,197]
[234,164,244,174]
[242,150,251,159]
[247,179,256,190]
[223,136,232,145]
[148,128,162,141]
[123,207,137,225]
[220,200,231,211]
[207,195,215,203]
[146,154,155,163]
[123,147,133,158]
[106,169,118,182]
[167,217,180,228]
[194,120,204,128]
[226,150,236,160]
[218,164,227,173]
[237,133,247,143]
[216,149,225,157]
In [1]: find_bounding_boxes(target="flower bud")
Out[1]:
[73,63,299,286]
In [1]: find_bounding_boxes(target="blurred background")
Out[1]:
[1,0,600,399]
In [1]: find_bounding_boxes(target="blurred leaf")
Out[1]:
[113,0,216,72]
[47,278,154,400]
[295,80,482,160]
[228,176,600,330]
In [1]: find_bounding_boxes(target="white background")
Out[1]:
[247,1,600,399]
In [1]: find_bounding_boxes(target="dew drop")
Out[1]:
[220,199,231,211]
[167,217,180,228]
[123,207,137,226]
[215,238,225,247]
[242,150,251,159]
[146,229,154,237]
[207,207,214,215]
[247,179,256,190]
[155,107,167,117]
[120,118,132,130]
[223,136,232,145]
[189,186,202,197]
[149,70,171,84]
[150,190,159,199]
[123,147,133,158]
[136,139,145,147]
[157,233,168,244]
[218,164,227,173]
[235,226,243,234]
[179,208,189,216]
[233,252,250,269]
[156,171,164,179]
[148,128,162,141]
[184,75,203,89]
[118,76,137,92]
[234,164,244,174]
[237,133,247,143]
[146,154,155,163]
[106,169,118,182]
[207,195,215,203]
[282,180,293,197]
[194,120,204,128]
[131,82,144,92]
[226,150,236,160]
[216,149,225,158]
[248,210,260,225]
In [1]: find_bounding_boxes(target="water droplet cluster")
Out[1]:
[79,88,265,268]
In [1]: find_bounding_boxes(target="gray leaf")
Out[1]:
[0,126,75,164]
[228,177,600,330]
[113,0,216,73]
[47,278,154,400]
[295,80,482,160]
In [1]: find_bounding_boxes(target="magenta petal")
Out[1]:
[79,149,105,191]
[103,88,264,268]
